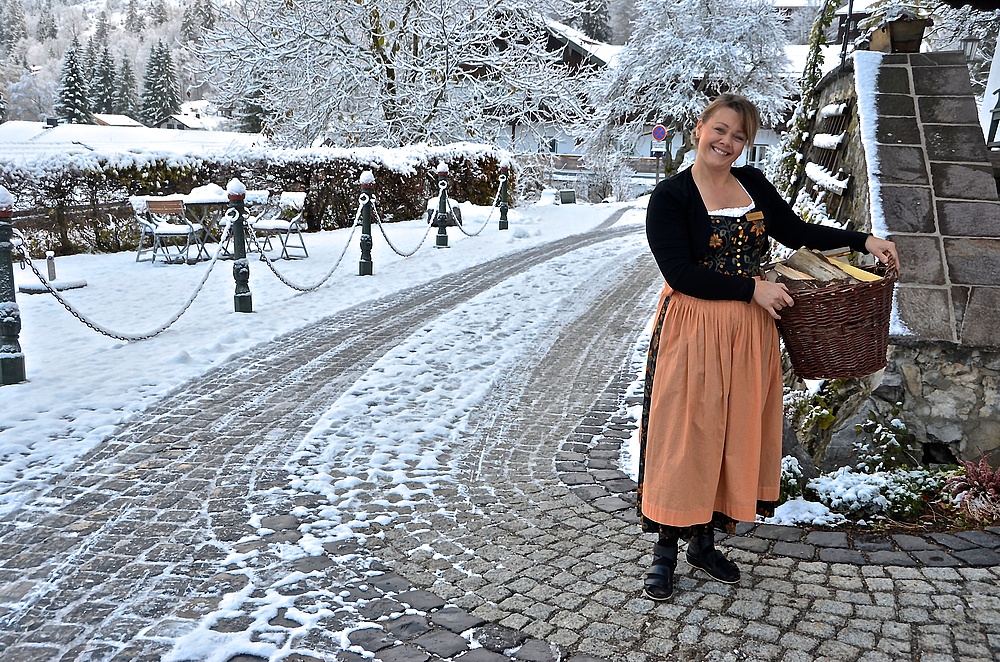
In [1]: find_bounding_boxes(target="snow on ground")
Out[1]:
[0,195,643,517]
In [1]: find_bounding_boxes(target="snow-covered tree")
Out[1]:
[583,0,795,186]
[180,6,200,43]
[54,37,92,124]
[140,40,181,124]
[90,45,116,114]
[6,69,55,121]
[197,0,588,147]
[36,1,58,41]
[150,0,169,26]
[0,88,7,122]
[609,0,639,44]
[577,0,612,43]
[113,58,140,120]
[124,0,145,33]
[196,0,215,31]
[1,0,28,54]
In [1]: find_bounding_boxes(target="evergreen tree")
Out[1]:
[234,89,268,133]
[55,37,92,124]
[124,0,145,33]
[94,11,111,44]
[577,0,612,43]
[113,58,141,120]
[140,41,181,124]
[150,0,169,26]
[180,5,201,43]
[36,1,58,41]
[197,0,215,30]
[0,88,7,123]
[1,0,28,53]
[90,45,116,114]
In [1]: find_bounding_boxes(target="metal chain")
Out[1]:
[371,201,435,257]
[11,224,232,342]
[452,182,502,238]
[246,204,362,292]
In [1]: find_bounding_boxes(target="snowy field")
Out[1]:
[0,195,644,517]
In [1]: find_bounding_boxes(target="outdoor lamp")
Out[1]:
[961,36,980,62]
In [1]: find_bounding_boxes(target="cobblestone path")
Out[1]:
[1,210,998,662]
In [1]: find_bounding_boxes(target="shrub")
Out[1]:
[944,451,1000,525]
[853,403,919,473]
[807,466,947,521]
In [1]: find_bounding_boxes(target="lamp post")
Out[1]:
[435,161,450,249]
[961,36,981,63]
[499,160,509,231]
[228,179,253,313]
[359,170,374,276]
[0,186,26,385]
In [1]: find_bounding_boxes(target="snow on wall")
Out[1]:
[812,133,845,150]
[804,161,849,194]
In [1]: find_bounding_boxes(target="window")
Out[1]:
[746,144,769,168]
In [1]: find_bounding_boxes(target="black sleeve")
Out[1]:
[746,168,870,253]
[645,180,756,303]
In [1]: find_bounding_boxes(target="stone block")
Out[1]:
[930,163,999,201]
[894,285,955,342]
[952,285,969,333]
[917,95,981,125]
[877,117,921,145]
[937,200,1000,237]
[924,124,990,163]
[875,93,914,117]
[875,146,928,185]
[959,286,1000,347]
[907,52,968,67]
[944,238,1000,285]
[890,235,944,285]
[912,65,976,97]
[880,185,934,233]
[876,66,910,94]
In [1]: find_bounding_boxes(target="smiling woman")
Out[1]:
[636,93,900,602]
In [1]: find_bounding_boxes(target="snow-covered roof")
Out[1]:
[91,114,146,128]
[544,19,622,67]
[0,120,264,162]
[835,0,877,15]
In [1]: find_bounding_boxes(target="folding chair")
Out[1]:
[250,192,308,259]
[136,199,207,263]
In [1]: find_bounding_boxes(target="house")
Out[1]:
[153,113,211,131]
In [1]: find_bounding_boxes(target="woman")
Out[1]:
[639,94,898,601]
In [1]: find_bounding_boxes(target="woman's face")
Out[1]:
[694,107,748,170]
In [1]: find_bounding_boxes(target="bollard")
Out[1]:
[45,251,56,281]
[0,186,26,385]
[359,170,374,276]
[435,161,450,249]
[499,160,509,231]
[227,179,253,313]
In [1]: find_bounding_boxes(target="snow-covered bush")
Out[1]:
[780,455,805,502]
[783,385,836,433]
[853,403,919,473]
[808,466,947,521]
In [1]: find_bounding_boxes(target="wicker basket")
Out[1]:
[775,265,897,380]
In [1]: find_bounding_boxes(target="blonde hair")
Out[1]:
[698,94,761,148]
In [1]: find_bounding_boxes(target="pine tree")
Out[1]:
[94,11,111,44]
[55,37,92,124]
[578,0,612,43]
[36,1,58,41]
[197,0,215,30]
[180,6,201,43]
[150,0,169,26]
[1,0,28,53]
[140,41,181,124]
[124,0,145,33]
[113,58,141,120]
[0,88,8,123]
[90,45,116,114]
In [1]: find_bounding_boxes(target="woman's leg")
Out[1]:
[643,531,679,601]
[686,523,740,584]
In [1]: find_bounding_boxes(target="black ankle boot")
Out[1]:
[643,534,678,601]
[686,524,740,584]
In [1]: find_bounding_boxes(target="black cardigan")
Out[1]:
[645,166,870,302]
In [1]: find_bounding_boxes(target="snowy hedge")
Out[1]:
[1,142,510,256]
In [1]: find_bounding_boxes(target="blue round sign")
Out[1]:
[652,124,667,142]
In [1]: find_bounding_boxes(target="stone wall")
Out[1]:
[797,52,1000,467]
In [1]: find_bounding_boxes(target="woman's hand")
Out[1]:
[753,278,795,320]
[865,235,899,268]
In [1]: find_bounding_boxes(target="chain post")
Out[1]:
[0,187,26,385]
[228,179,253,313]
[359,170,374,276]
[434,161,450,248]
[499,160,510,231]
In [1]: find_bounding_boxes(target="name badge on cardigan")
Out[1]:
[746,211,764,222]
